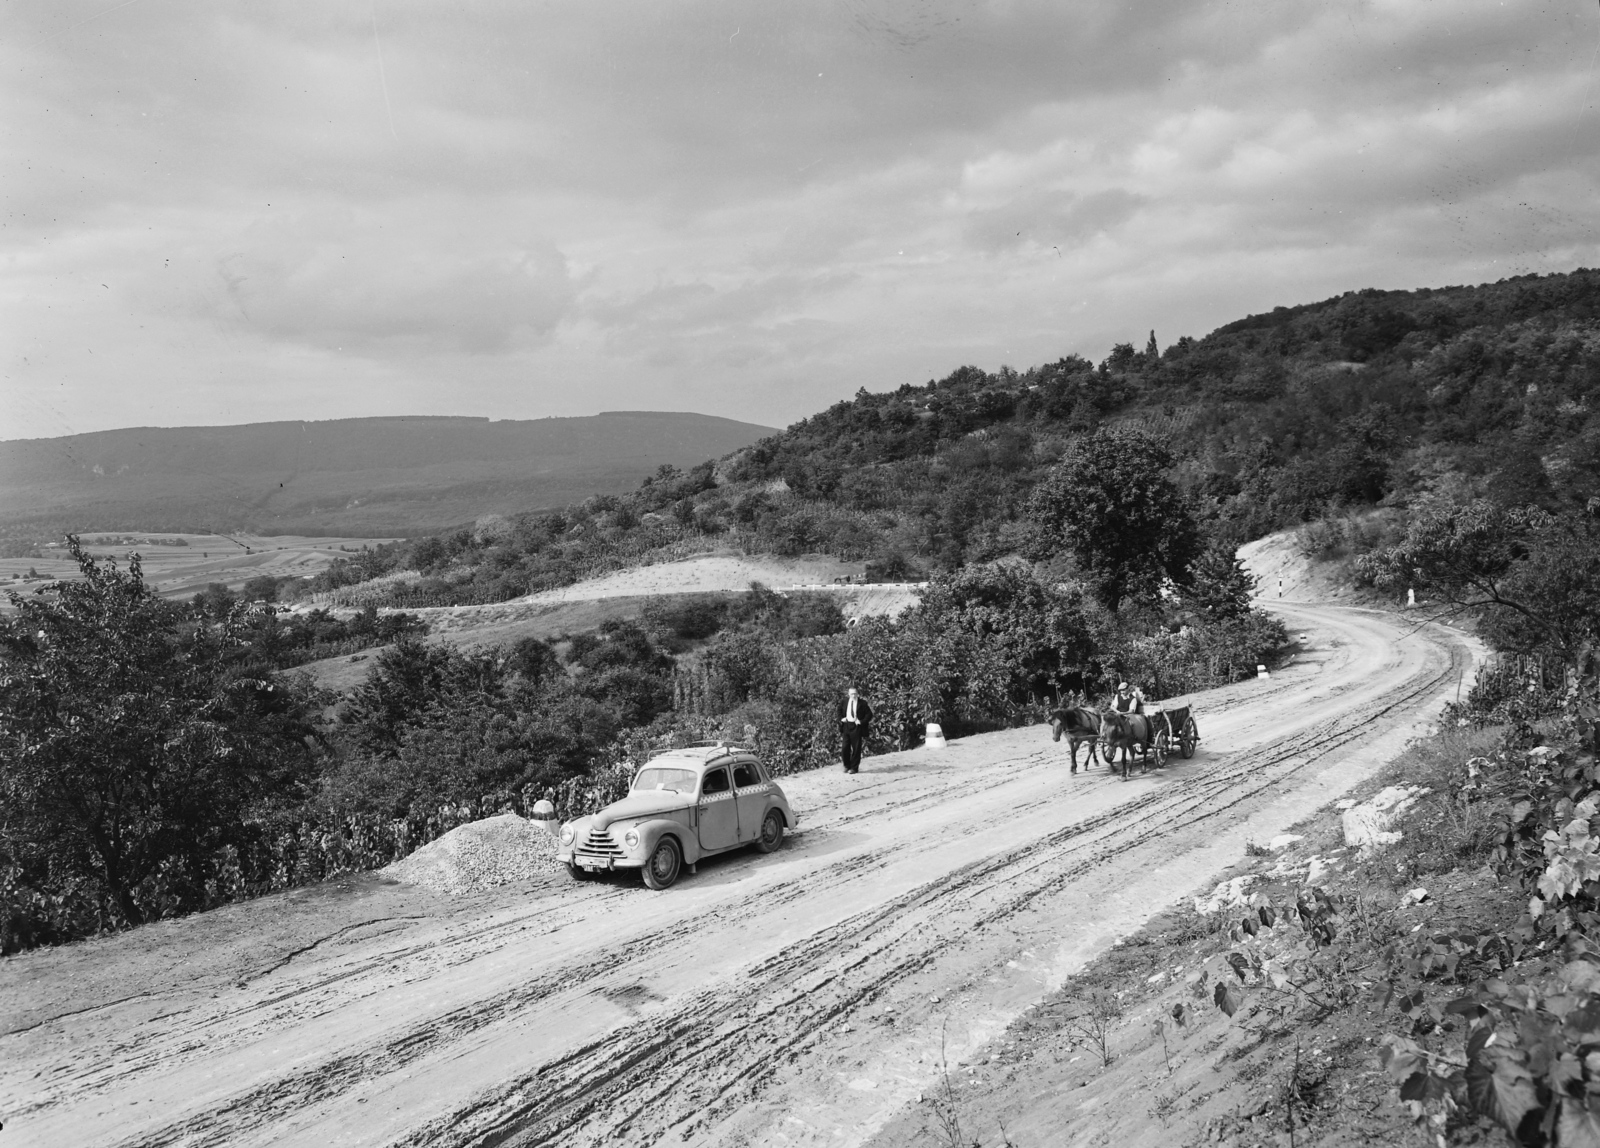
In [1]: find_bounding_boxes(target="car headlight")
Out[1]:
[623,828,640,849]
[560,825,575,845]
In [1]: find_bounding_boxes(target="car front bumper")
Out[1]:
[563,851,645,871]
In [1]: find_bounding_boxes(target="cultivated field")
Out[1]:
[0,533,401,603]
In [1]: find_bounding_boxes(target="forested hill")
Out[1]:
[292,268,1600,608]
[731,268,1600,555]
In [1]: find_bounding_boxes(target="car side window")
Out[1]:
[732,762,760,788]
[701,767,731,796]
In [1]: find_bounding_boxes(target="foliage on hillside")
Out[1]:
[300,269,1600,612]
[192,581,427,669]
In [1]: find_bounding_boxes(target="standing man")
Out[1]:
[837,686,873,774]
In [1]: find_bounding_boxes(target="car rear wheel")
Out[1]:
[642,837,682,890]
[756,809,784,854]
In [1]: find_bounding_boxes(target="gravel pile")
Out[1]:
[381,813,562,894]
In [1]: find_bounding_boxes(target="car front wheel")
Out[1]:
[755,810,784,854]
[642,837,682,890]
[567,863,594,882]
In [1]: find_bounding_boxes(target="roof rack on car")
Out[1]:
[649,740,755,760]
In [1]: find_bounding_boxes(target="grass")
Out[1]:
[1363,724,1508,885]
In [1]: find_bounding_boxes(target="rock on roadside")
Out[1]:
[1193,874,1258,915]
[1341,785,1431,853]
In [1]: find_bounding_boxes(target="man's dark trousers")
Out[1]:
[840,724,864,773]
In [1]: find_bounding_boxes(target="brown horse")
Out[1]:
[1048,706,1103,773]
[1099,709,1157,778]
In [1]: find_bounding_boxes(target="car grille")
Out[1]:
[576,829,623,859]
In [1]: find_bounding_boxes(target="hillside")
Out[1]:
[308,268,1600,612]
[0,411,774,543]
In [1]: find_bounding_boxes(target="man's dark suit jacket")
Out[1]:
[836,697,873,731]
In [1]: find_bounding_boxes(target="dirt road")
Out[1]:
[0,602,1476,1147]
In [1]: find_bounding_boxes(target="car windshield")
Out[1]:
[632,767,698,794]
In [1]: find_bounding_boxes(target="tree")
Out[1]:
[916,563,1097,708]
[1358,500,1600,663]
[507,636,561,686]
[1028,428,1203,608]
[0,540,320,927]
[340,636,454,753]
[192,581,237,620]
[241,574,282,603]
[1186,544,1258,620]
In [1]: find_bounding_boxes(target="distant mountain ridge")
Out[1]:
[0,412,775,538]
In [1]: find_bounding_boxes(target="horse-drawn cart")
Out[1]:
[1100,703,1199,777]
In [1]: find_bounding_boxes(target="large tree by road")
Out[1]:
[1028,427,1202,609]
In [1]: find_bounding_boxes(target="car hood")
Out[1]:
[593,790,694,829]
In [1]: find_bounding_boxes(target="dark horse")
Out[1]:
[1048,706,1103,773]
[1099,709,1156,778]
[1100,706,1193,778]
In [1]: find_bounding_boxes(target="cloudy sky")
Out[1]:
[4,0,1598,440]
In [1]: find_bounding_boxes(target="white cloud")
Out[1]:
[2,0,1599,439]
[195,209,575,355]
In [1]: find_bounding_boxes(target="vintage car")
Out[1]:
[557,744,797,889]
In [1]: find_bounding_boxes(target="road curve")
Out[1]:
[0,603,1477,1148]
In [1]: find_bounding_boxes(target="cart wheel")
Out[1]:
[1153,732,1169,770]
[1180,717,1198,759]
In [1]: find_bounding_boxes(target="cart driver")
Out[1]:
[1110,681,1145,715]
